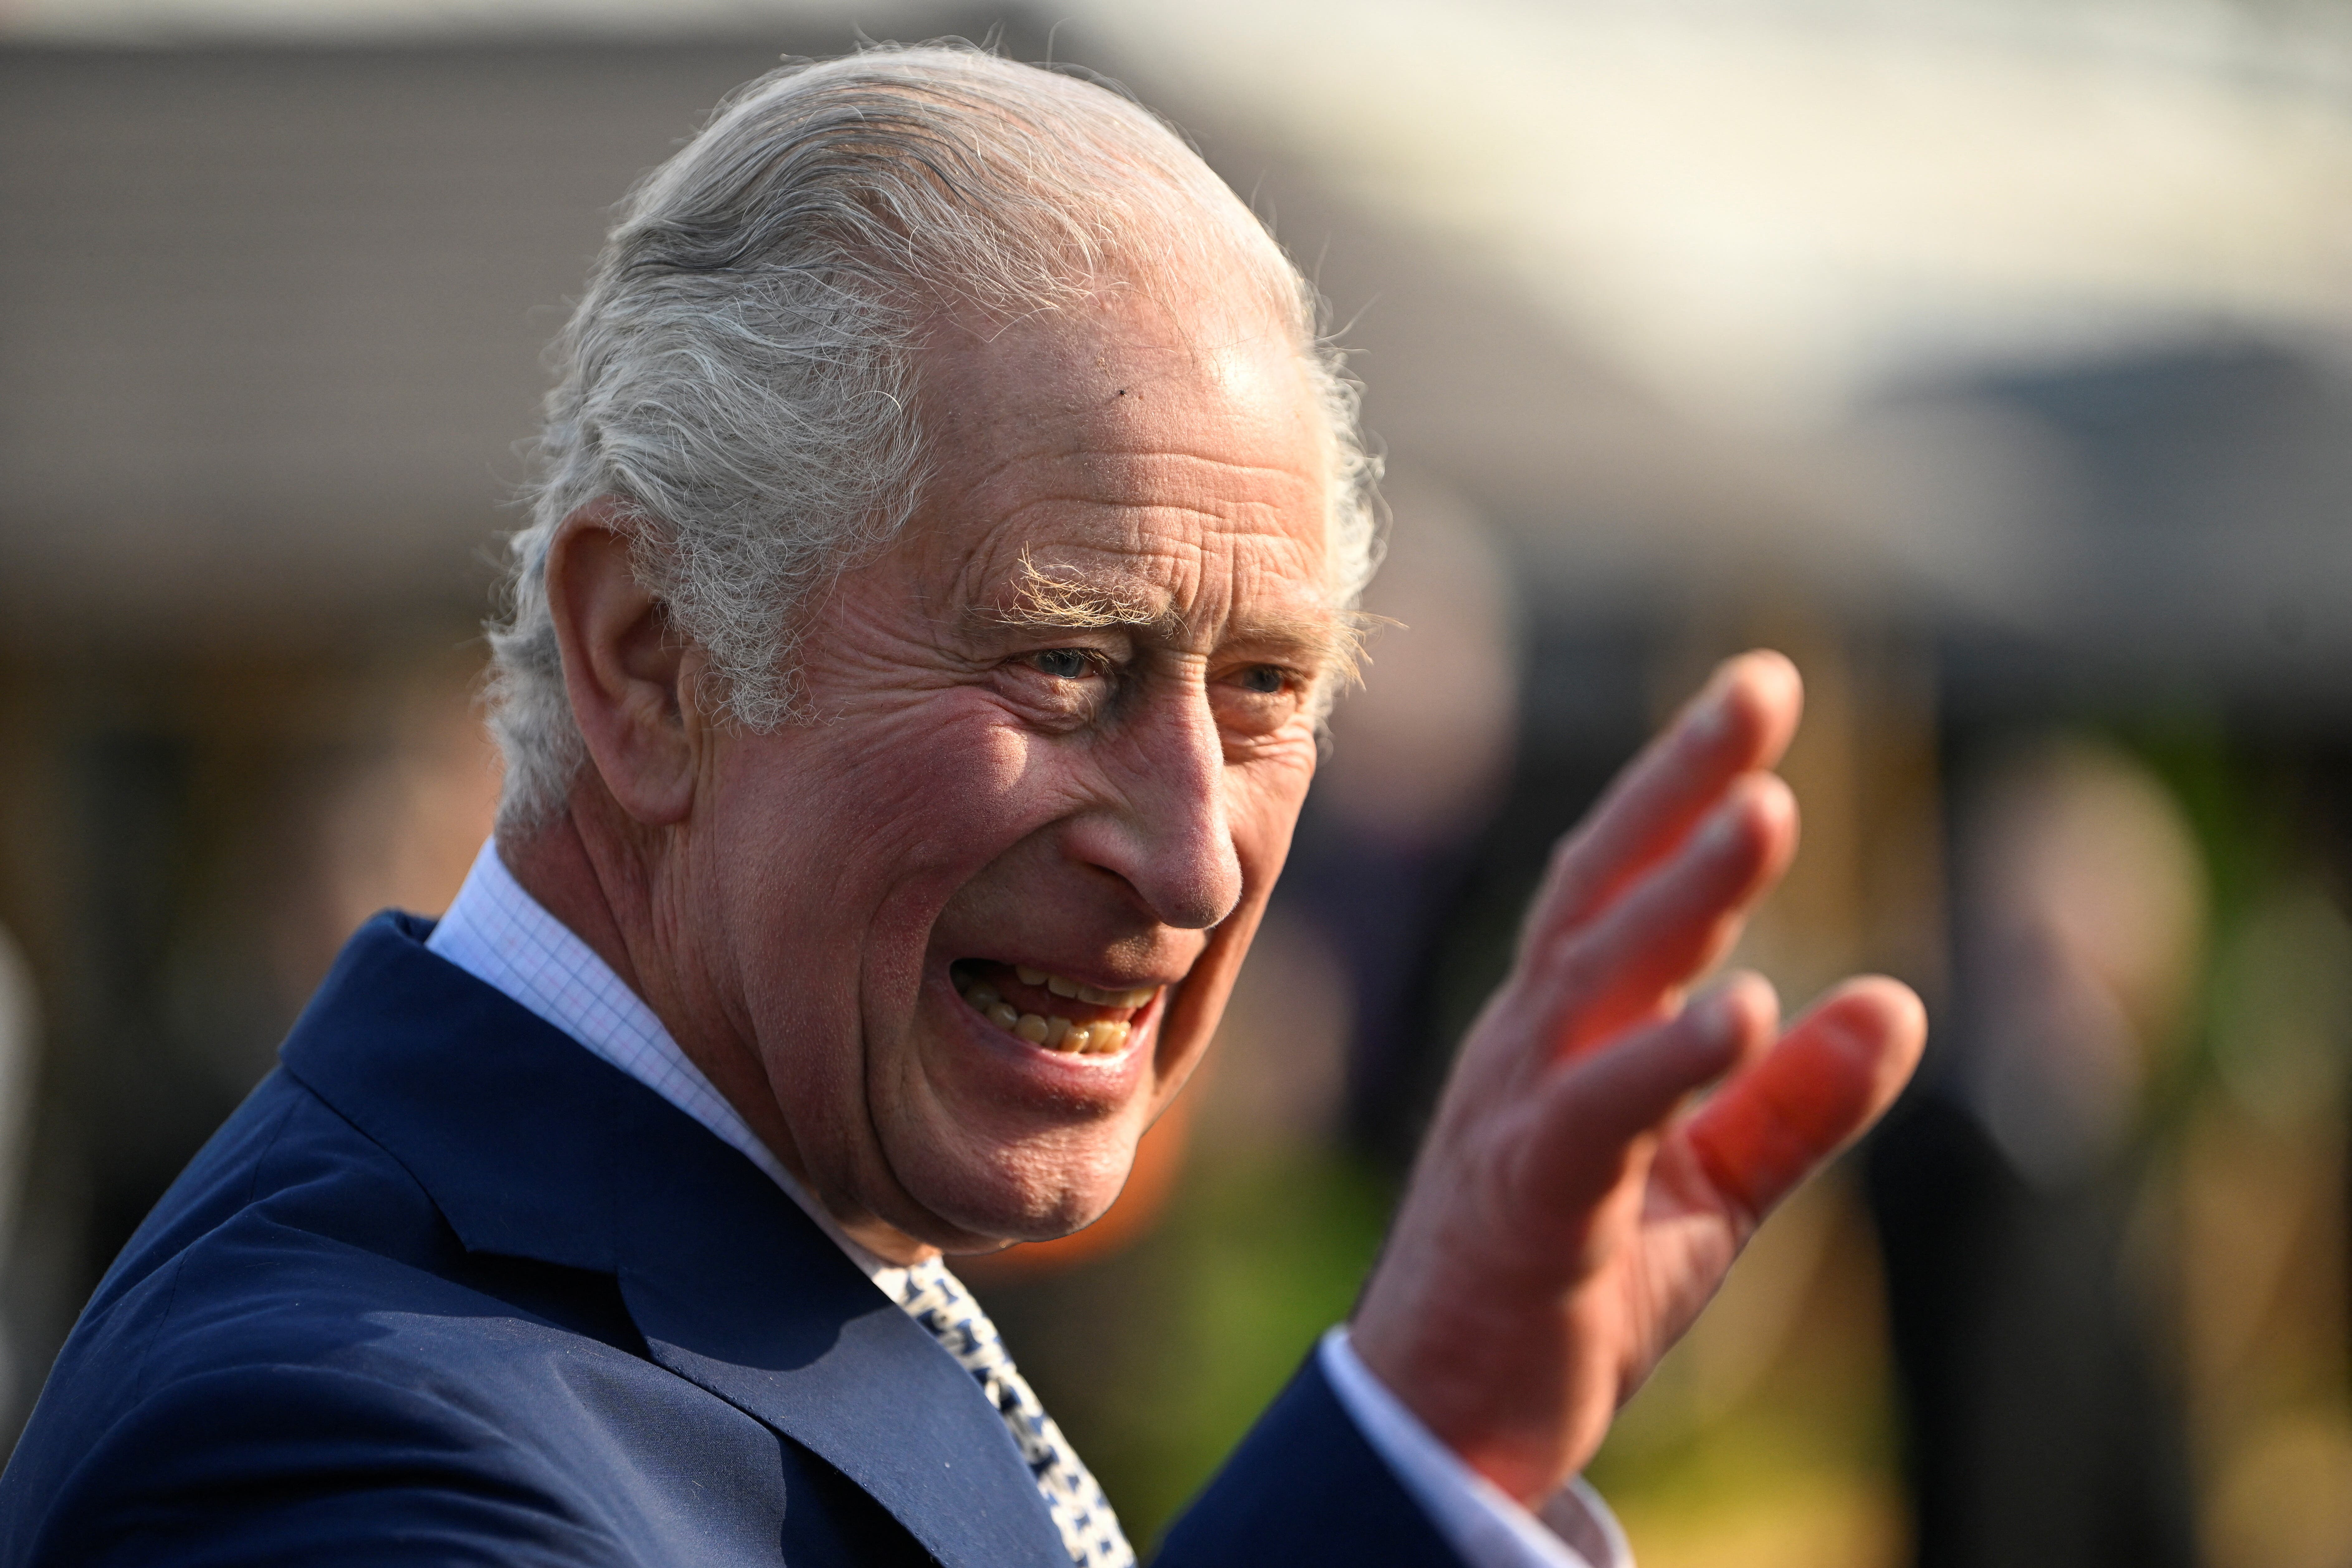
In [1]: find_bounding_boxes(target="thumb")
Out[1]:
[1683,975,1926,1228]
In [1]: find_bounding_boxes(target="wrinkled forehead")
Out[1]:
[912,291,1342,646]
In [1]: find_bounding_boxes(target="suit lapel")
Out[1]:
[283,914,1071,1568]
[610,1089,1069,1568]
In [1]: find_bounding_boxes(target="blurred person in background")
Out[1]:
[0,45,1923,1568]
[1870,736,2205,1568]
[1280,472,1526,1170]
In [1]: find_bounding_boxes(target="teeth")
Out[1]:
[988,963,1161,1011]
[963,966,1156,1053]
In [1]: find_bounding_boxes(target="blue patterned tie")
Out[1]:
[890,1258,1137,1567]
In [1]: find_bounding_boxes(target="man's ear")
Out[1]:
[544,499,701,827]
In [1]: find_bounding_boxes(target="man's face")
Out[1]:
[683,286,1339,1253]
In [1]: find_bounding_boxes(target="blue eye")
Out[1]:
[1237,666,1286,695]
[1029,649,1093,679]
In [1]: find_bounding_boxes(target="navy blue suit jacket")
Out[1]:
[0,915,1462,1566]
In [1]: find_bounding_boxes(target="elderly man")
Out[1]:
[0,46,1922,1568]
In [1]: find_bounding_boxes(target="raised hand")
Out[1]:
[1348,650,1926,1504]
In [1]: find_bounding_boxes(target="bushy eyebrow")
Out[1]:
[976,555,1367,678]
[987,559,1171,632]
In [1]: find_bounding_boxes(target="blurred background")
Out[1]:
[3,0,2351,1562]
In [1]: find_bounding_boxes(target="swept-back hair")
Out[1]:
[490,43,1378,831]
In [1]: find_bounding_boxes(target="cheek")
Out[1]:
[714,701,1135,973]
[1226,744,1320,882]
[762,706,1038,875]
[1140,748,1318,1091]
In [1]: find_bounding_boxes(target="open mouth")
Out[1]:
[950,960,1162,1056]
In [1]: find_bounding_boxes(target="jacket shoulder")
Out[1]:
[0,1071,596,1563]
[0,946,938,1568]
[7,1359,634,1568]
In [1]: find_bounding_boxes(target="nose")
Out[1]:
[1068,679,1244,931]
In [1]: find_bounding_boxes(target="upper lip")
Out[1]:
[987,960,1178,992]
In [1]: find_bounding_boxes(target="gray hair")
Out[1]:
[489,43,1379,833]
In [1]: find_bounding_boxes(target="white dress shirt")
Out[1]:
[424,838,1632,1568]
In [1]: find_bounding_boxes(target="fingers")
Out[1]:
[1682,976,1926,1229]
[1515,973,1781,1221]
[1521,770,1797,1063]
[1523,651,1801,955]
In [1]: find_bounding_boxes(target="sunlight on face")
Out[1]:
[686,286,1342,1256]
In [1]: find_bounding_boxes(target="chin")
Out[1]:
[890,1122,1140,1248]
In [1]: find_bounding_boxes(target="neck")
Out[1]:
[499,810,643,994]
[498,796,939,1267]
